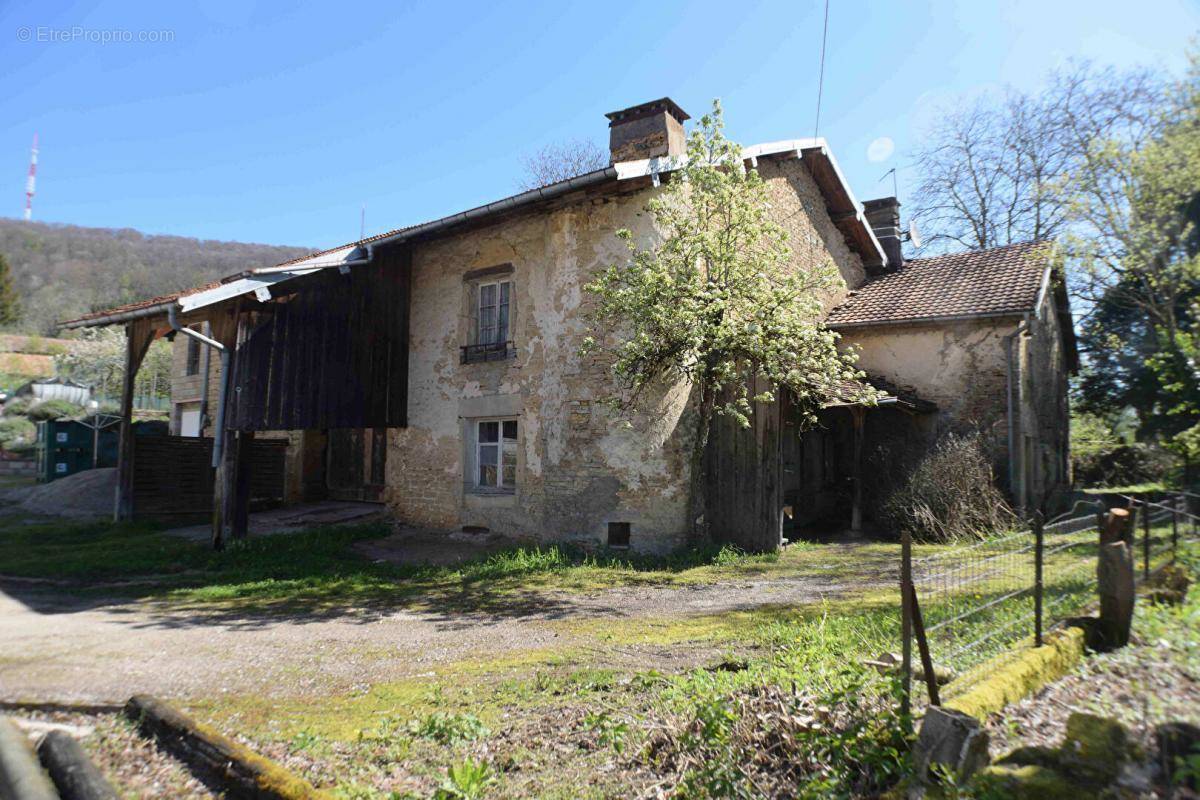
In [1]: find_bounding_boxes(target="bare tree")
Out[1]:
[517,139,609,191]
[910,63,1166,254]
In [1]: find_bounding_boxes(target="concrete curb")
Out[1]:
[37,731,118,800]
[123,695,332,800]
[0,716,58,800]
[0,702,123,716]
[943,624,1089,721]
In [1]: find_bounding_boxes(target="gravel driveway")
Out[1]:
[0,554,885,704]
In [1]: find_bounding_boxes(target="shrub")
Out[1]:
[2,397,31,416]
[644,670,910,798]
[26,399,83,422]
[881,433,1015,543]
[1076,442,1175,488]
[0,416,35,451]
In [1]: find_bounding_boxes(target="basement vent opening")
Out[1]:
[461,525,490,534]
[607,522,631,549]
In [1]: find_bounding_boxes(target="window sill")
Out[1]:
[467,487,516,497]
[460,342,516,365]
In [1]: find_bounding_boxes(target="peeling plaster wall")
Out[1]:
[840,319,1017,470]
[387,156,862,552]
[840,300,1072,510]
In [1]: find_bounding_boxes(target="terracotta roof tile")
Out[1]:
[826,241,1049,328]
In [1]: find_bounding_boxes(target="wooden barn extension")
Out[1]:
[64,244,412,549]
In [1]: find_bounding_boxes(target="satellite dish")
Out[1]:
[907,219,923,250]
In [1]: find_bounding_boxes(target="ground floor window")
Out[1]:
[475,418,517,491]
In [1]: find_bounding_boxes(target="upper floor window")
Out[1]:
[184,329,202,376]
[461,266,516,364]
[477,279,511,346]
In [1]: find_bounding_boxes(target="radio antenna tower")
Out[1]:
[24,134,38,221]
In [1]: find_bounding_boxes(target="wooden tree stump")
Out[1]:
[1100,507,1132,547]
[1097,541,1134,649]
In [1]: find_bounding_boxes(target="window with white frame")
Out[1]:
[475,418,518,490]
[476,279,511,346]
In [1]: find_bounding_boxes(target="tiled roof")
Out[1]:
[826,240,1049,328]
[60,280,229,326]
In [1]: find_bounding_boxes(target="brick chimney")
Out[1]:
[862,197,903,272]
[605,98,689,163]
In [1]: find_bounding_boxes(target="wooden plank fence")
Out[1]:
[132,436,287,522]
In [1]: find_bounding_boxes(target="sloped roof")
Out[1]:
[826,241,1049,328]
[61,138,884,329]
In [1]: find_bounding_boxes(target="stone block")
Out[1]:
[1059,712,1128,787]
[976,764,1079,800]
[913,706,990,783]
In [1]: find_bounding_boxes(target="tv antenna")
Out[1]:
[878,167,898,198]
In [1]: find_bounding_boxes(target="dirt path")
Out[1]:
[0,559,886,704]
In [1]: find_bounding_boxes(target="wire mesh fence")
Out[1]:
[899,491,1196,710]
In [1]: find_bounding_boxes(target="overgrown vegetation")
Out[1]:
[880,433,1015,543]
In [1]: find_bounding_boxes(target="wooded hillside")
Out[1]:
[0,218,311,335]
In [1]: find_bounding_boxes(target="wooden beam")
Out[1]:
[215,429,254,544]
[850,406,865,533]
[212,310,248,550]
[114,321,155,522]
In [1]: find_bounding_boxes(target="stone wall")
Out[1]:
[840,286,1072,512]
[840,319,1015,450]
[387,155,864,553]
[1016,286,1071,510]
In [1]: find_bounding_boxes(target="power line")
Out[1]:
[813,0,830,140]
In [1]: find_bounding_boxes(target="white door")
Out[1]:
[179,404,202,437]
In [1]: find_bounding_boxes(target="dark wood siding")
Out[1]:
[704,377,787,552]
[132,436,287,522]
[226,246,411,432]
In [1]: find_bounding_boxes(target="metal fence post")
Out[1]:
[1033,512,1044,646]
[1142,500,1152,581]
[900,530,913,720]
[1172,494,1180,564]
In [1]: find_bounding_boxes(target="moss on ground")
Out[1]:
[944,625,1088,720]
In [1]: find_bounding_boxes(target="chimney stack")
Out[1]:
[605,98,689,163]
[863,197,903,272]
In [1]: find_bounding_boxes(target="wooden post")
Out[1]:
[1033,511,1044,646]
[850,406,865,534]
[211,310,247,550]
[900,530,913,720]
[231,430,255,540]
[1100,507,1131,547]
[908,583,940,706]
[1098,537,1134,648]
[114,321,155,522]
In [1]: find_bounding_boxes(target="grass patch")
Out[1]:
[0,513,936,614]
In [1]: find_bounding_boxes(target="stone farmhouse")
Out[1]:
[63,98,1076,553]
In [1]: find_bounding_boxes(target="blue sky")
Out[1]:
[1,0,1197,249]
